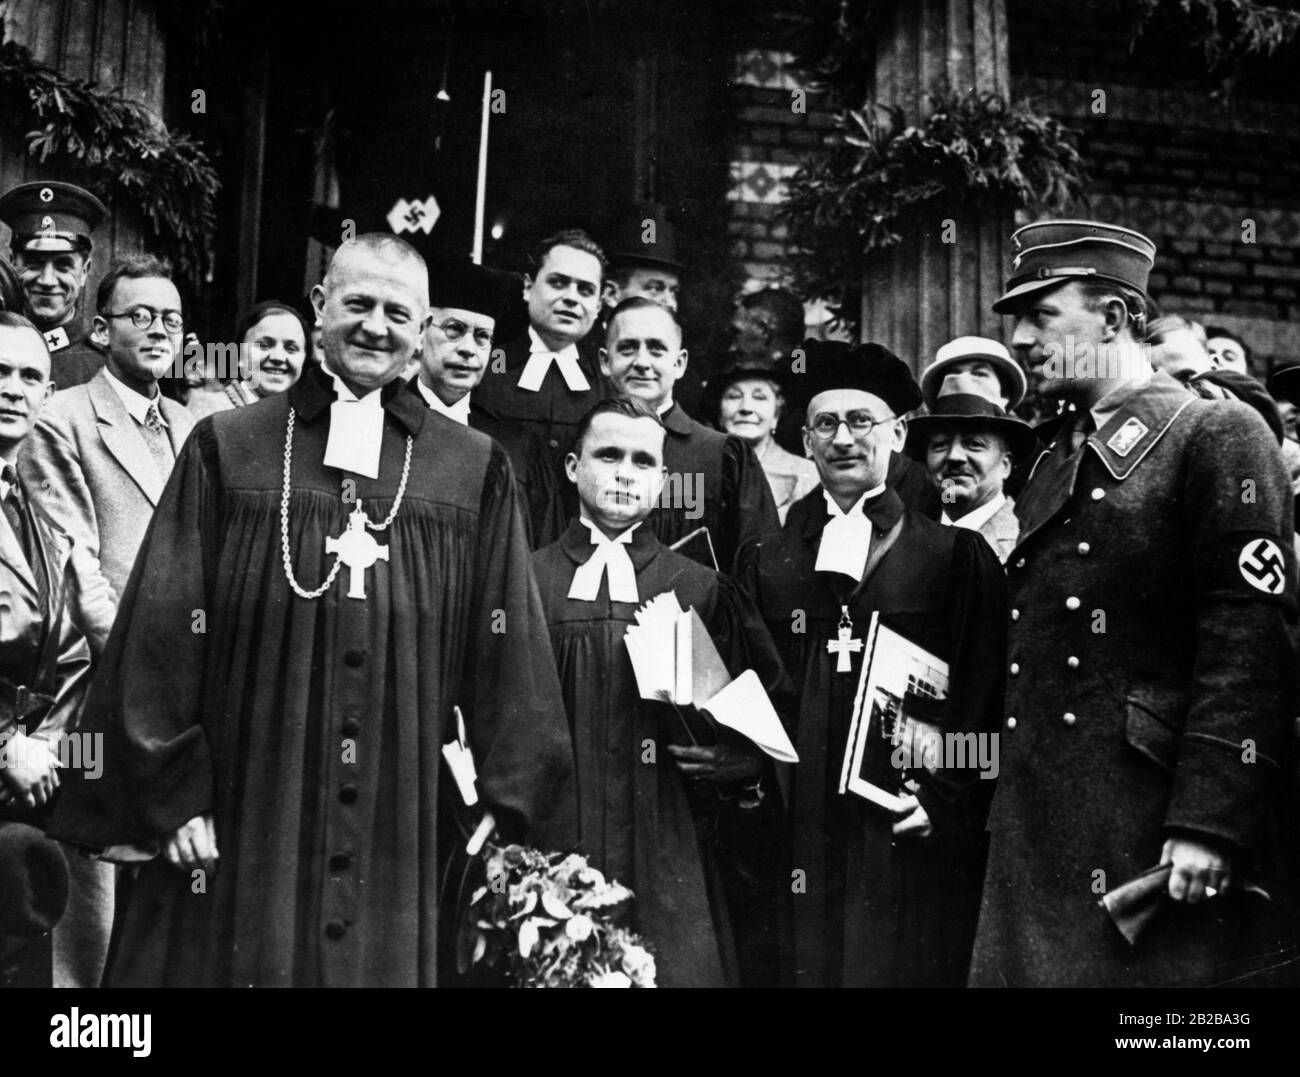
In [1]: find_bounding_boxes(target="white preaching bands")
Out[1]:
[568,519,641,603]
[814,484,884,582]
[517,327,590,393]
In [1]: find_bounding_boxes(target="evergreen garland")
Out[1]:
[0,38,219,288]
[782,91,1087,311]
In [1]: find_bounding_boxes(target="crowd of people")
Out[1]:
[0,180,1296,989]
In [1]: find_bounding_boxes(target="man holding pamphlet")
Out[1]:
[531,396,796,987]
[736,343,1008,988]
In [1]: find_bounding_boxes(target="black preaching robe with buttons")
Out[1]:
[651,403,779,575]
[531,519,794,987]
[737,485,1007,987]
[49,364,576,987]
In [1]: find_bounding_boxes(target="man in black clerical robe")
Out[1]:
[531,398,793,987]
[50,235,576,987]
[600,297,778,575]
[408,253,562,548]
[737,344,1007,988]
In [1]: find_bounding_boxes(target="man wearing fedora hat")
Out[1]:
[918,336,1027,414]
[603,208,683,315]
[909,370,1037,564]
[970,219,1297,988]
[737,342,1007,987]
[0,182,109,390]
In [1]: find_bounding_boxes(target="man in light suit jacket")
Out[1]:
[21,255,194,656]
[17,256,193,988]
[908,371,1038,565]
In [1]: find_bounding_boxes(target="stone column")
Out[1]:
[859,0,1014,375]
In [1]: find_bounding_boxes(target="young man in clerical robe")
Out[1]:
[600,298,778,574]
[736,344,1008,988]
[410,254,562,548]
[531,396,793,988]
[49,234,576,988]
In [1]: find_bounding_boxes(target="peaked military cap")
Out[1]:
[0,181,107,254]
[993,219,1156,314]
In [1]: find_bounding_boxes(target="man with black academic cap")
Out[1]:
[970,220,1297,988]
[0,182,109,389]
[411,256,563,548]
[737,343,1008,987]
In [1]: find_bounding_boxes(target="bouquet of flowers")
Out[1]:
[463,843,657,988]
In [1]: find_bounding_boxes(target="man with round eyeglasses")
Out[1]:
[736,342,1008,988]
[410,257,562,547]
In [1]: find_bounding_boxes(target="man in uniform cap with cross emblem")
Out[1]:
[736,342,1008,987]
[0,182,109,389]
[49,233,576,986]
[969,220,1298,987]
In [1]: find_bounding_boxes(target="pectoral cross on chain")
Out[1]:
[827,605,863,673]
[324,500,389,600]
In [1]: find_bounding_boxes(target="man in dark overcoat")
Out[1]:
[969,220,1298,987]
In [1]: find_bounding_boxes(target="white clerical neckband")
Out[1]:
[567,518,641,603]
[322,363,385,479]
[814,484,884,582]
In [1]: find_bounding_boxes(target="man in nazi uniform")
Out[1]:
[969,219,1298,987]
[0,182,109,390]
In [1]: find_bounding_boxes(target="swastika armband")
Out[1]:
[1197,531,1294,605]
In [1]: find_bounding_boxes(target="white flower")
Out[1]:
[620,945,656,987]
[565,915,595,942]
[590,971,632,988]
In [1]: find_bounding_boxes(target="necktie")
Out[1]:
[142,403,174,480]
[567,521,639,603]
[518,343,591,393]
[2,467,47,610]
[815,492,874,581]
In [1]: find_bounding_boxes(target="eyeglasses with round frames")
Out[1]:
[102,306,184,333]
[806,410,895,440]
[433,318,493,350]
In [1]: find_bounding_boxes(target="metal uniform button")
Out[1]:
[1006,717,1017,730]
[342,718,361,737]
[329,852,351,872]
[324,919,346,940]
[344,649,365,668]
[1067,656,1080,669]
[1077,542,1090,556]
[549,438,559,449]
[1010,609,1020,622]
[1014,557,1026,569]
[339,783,358,805]
[1063,712,1077,726]
[1009,662,1020,675]
[1065,596,1081,611]
[1091,487,1105,500]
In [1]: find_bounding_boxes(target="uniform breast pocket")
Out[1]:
[1123,696,1181,773]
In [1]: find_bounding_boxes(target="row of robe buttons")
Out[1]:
[1011,657,1078,674]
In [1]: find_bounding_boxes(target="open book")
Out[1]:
[624,592,797,762]
[838,615,948,811]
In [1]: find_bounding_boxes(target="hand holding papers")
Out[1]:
[623,593,797,763]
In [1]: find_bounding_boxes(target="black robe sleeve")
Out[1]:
[720,436,780,577]
[464,442,577,849]
[912,528,1008,836]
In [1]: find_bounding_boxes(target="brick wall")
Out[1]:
[726,47,835,297]
[723,2,1300,368]
[1010,0,1300,371]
